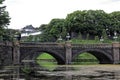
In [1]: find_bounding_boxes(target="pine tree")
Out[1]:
[0,0,10,38]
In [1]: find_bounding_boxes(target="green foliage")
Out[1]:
[71,38,113,44]
[36,53,57,70]
[38,10,120,42]
[95,36,99,42]
[78,32,82,40]
[38,19,66,42]
[25,35,34,42]
[22,67,31,74]
[37,52,99,65]
[102,29,108,43]
[38,24,48,32]
[0,0,4,4]
[65,10,108,36]
[37,53,54,59]
[109,11,120,34]
[71,39,99,44]
[0,0,10,40]
[86,33,89,40]
[73,52,99,65]
[78,53,97,59]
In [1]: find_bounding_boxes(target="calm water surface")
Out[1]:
[0,65,120,80]
[31,65,120,80]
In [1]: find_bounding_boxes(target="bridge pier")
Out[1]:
[112,42,120,64]
[65,41,72,65]
[13,41,20,79]
[13,41,20,65]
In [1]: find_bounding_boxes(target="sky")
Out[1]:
[4,0,120,29]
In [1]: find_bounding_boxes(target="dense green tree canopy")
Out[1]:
[65,10,110,36]
[35,10,120,42]
[38,19,66,42]
[109,11,120,35]
[0,0,10,40]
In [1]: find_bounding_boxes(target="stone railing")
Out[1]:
[20,42,65,48]
[72,43,112,48]
[0,42,116,49]
[0,41,13,47]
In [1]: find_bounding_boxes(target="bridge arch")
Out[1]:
[72,49,113,64]
[20,49,65,65]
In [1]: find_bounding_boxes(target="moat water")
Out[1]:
[0,65,120,80]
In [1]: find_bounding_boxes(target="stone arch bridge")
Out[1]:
[0,41,120,66]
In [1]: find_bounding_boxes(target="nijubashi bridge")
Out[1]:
[0,41,120,66]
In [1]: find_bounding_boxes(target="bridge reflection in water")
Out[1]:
[0,65,120,80]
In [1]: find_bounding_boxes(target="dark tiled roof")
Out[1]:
[22,25,35,29]
[21,25,37,33]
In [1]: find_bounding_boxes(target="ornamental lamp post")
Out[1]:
[58,35,62,41]
[57,36,63,42]
[100,36,104,43]
[66,33,70,41]
[113,31,118,42]
[14,31,21,42]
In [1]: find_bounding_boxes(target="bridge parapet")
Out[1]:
[0,41,13,47]
[20,42,65,48]
[72,43,112,48]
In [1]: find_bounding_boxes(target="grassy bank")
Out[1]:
[71,39,113,44]
[35,52,99,69]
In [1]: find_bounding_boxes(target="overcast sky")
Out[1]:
[4,0,120,29]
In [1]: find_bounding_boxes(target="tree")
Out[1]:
[0,0,10,40]
[48,19,66,38]
[65,10,86,36]
[39,18,66,42]
[38,24,48,32]
[84,10,108,36]
[65,10,109,38]
[109,11,120,36]
[78,32,82,40]
[38,10,120,42]
[95,36,99,42]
